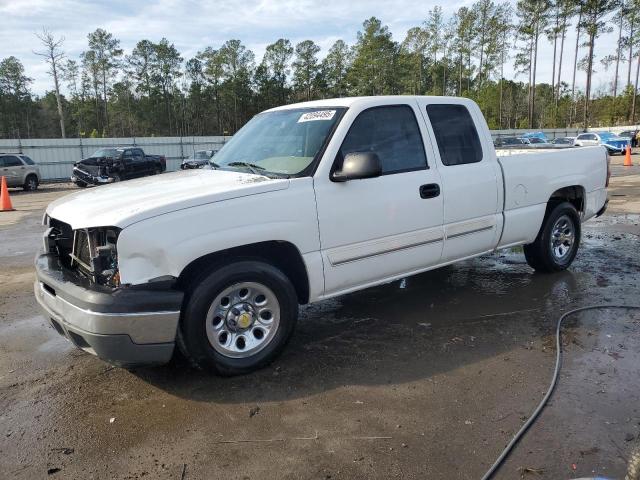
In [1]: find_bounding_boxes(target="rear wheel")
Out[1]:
[23,174,38,191]
[524,202,581,273]
[177,260,298,376]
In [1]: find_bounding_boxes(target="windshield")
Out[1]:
[91,148,120,158]
[212,108,345,176]
[598,133,619,140]
[193,151,210,160]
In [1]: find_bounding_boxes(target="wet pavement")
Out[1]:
[1,171,639,479]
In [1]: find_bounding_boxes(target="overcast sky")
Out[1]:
[0,0,624,96]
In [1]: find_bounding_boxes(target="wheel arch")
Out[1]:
[24,172,39,189]
[548,185,585,216]
[176,240,310,305]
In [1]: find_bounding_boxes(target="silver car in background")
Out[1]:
[0,153,41,190]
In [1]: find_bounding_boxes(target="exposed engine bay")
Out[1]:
[44,217,121,288]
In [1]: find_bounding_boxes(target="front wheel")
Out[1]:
[524,202,581,273]
[177,260,298,375]
[23,174,38,191]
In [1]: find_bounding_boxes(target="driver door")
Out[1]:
[313,102,444,296]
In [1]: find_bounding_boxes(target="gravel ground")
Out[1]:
[1,166,639,480]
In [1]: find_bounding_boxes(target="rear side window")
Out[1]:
[2,155,23,167]
[339,105,427,175]
[426,104,482,166]
[21,156,35,165]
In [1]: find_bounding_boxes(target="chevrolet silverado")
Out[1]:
[35,96,609,375]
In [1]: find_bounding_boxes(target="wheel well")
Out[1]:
[548,186,585,214]
[25,173,38,181]
[176,241,310,304]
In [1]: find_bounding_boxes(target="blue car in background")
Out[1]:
[521,131,549,143]
[574,132,630,154]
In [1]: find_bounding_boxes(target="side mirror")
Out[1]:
[332,152,382,182]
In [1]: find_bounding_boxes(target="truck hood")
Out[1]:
[47,169,289,229]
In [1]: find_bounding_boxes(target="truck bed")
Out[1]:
[495,145,608,249]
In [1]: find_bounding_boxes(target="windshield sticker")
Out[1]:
[297,110,336,123]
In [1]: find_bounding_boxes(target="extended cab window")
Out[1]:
[426,104,482,166]
[338,105,427,174]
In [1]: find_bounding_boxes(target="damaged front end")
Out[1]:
[71,157,119,186]
[44,217,121,288]
[35,215,183,366]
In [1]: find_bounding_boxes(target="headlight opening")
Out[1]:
[69,227,121,287]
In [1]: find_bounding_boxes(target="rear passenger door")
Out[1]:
[417,100,501,262]
[0,155,26,187]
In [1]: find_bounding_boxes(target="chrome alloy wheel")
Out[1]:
[550,214,575,261]
[205,282,280,358]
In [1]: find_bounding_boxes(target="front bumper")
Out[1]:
[180,162,206,169]
[34,253,183,366]
[71,167,114,185]
[603,144,626,154]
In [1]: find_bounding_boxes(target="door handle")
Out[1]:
[419,183,440,199]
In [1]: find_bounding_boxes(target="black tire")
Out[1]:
[75,181,88,188]
[177,260,298,376]
[524,202,581,273]
[110,173,121,182]
[23,174,38,191]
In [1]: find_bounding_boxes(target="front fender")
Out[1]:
[116,178,320,286]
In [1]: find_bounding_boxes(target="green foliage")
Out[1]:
[292,40,321,101]
[347,17,400,95]
[0,1,635,139]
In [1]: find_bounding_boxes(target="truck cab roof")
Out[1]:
[266,95,478,112]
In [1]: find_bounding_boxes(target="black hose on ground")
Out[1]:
[482,305,640,480]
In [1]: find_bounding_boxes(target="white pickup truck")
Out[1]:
[35,96,609,375]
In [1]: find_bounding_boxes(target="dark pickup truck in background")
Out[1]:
[71,147,166,187]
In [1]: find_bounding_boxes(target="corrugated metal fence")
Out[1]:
[1,125,636,181]
[0,136,230,181]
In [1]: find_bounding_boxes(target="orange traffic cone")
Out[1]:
[0,176,15,212]
[624,144,633,166]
